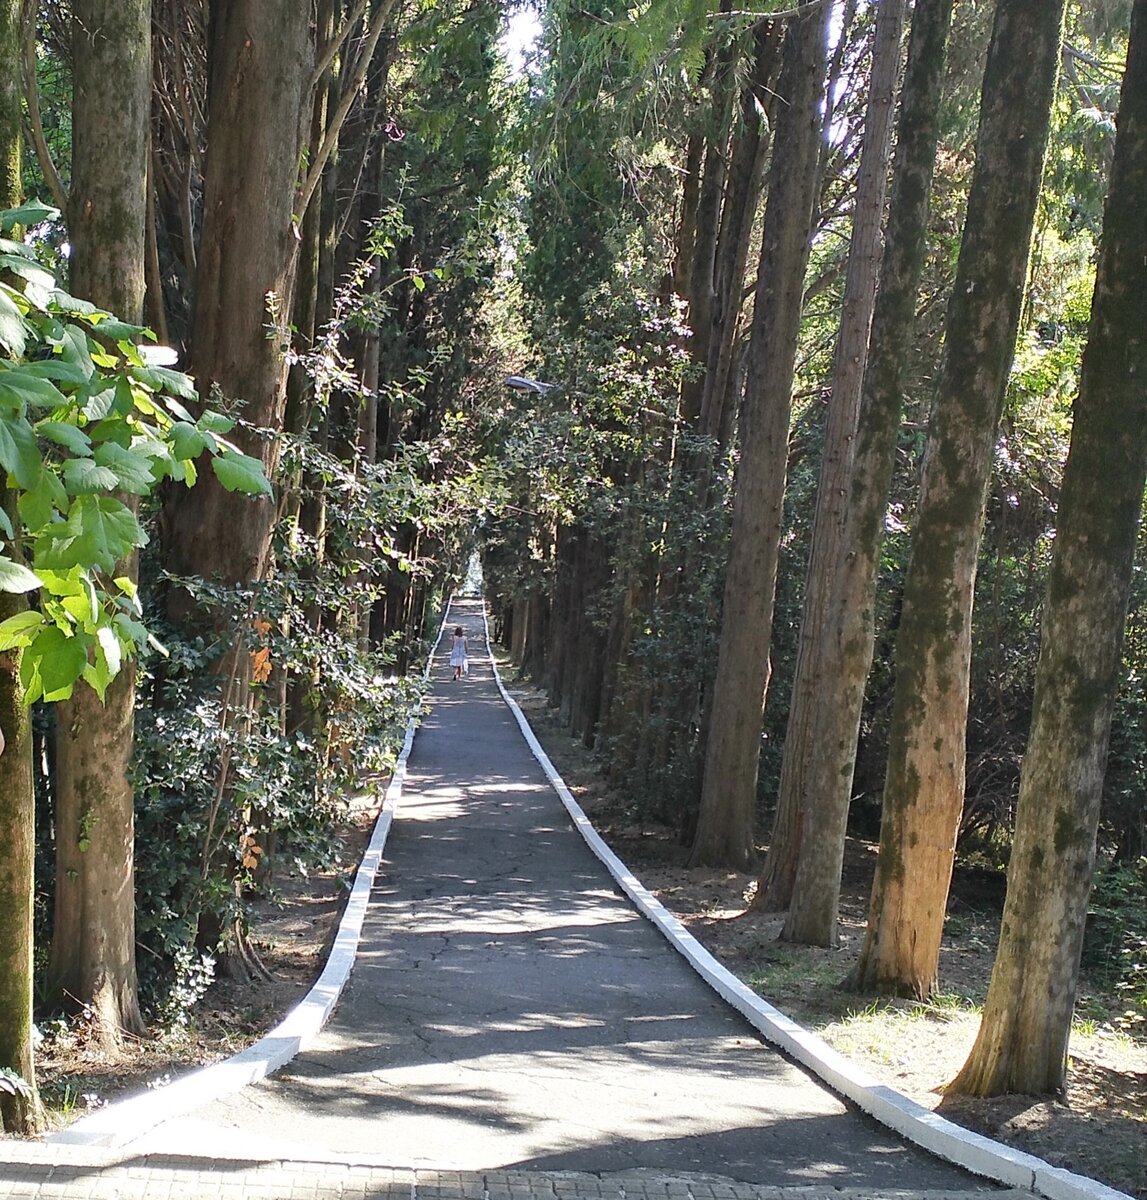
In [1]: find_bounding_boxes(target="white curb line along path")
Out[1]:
[46,600,1131,1200]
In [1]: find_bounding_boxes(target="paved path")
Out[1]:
[0,600,1014,1199]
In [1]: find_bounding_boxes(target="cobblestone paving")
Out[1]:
[0,1149,1028,1200]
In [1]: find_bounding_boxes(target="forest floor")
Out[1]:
[28,685,1147,1200]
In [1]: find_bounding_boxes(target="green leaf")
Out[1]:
[90,317,147,343]
[212,450,272,496]
[58,322,96,378]
[18,468,67,532]
[81,386,118,421]
[112,610,151,651]
[61,589,99,628]
[0,608,46,647]
[20,625,87,702]
[37,567,89,599]
[196,410,234,435]
[0,371,68,410]
[63,458,120,494]
[0,255,56,292]
[170,422,207,461]
[82,653,113,701]
[94,442,156,494]
[0,287,27,358]
[37,420,92,455]
[21,359,92,387]
[0,558,43,594]
[1,201,60,232]
[131,365,198,403]
[36,495,147,573]
[0,413,43,487]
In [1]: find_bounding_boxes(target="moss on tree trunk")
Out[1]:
[949,0,1147,1096]
[691,0,830,870]
[850,0,1067,999]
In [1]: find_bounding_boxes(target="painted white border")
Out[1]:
[479,608,1133,1200]
[48,607,452,1150]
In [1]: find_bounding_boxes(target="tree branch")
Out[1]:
[20,0,68,214]
[296,0,397,223]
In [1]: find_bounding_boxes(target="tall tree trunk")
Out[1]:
[0,584,41,1135]
[0,6,42,1134]
[47,0,150,1049]
[163,2,313,606]
[850,0,1066,999]
[949,0,1147,1095]
[765,0,905,944]
[755,0,953,917]
[689,0,830,869]
[698,21,781,448]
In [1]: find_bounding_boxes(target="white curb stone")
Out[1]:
[479,608,1131,1200]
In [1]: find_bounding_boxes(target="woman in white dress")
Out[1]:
[449,626,469,680]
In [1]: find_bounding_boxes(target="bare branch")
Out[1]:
[20,0,68,214]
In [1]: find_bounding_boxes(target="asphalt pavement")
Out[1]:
[0,599,1017,1199]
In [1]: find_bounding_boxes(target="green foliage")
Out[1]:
[0,210,269,704]
[1083,858,1147,1033]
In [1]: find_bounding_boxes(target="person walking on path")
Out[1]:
[449,625,469,680]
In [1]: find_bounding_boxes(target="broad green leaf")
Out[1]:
[0,608,46,647]
[0,256,56,292]
[37,420,92,455]
[0,287,26,357]
[36,495,146,572]
[37,567,88,598]
[79,385,118,422]
[132,365,198,403]
[1,201,59,232]
[196,410,234,435]
[21,625,88,702]
[212,450,272,496]
[48,290,97,318]
[0,413,43,487]
[112,610,151,650]
[61,589,99,628]
[0,506,11,538]
[58,322,96,379]
[20,470,60,531]
[170,421,207,461]
[0,372,68,410]
[21,359,92,387]
[0,558,42,594]
[90,317,147,343]
[95,442,156,494]
[63,458,120,494]
[82,653,113,701]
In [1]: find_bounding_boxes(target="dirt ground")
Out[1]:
[30,687,1147,1200]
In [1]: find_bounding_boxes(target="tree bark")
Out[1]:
[46,0,150,1049]
[771,0,906,944]
[756,0,953,917]
[0,586,41,1134]
[163,2,313,604]
[949,0,1147,1095]
[697,21,781,450]
[689,0,829,869]
[0,23,40,1123]
[850,0,1066,998]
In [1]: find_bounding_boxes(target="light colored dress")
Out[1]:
[449,635,468,671]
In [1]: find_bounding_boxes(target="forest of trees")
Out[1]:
[0,0,1144,1140]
